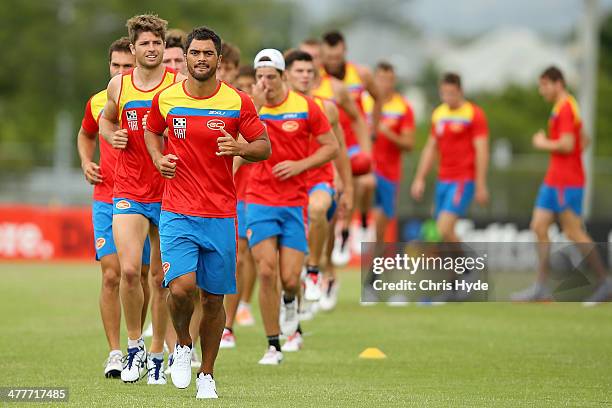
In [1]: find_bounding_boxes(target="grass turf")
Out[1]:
[1,263,611,407]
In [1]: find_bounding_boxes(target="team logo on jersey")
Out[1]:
[126,110,138,131]
[282,120,299,132]
[173,117,187,139]
[95,238,106,250]
[450,122,465,133]
[207,119,225,131]
[115,200,131,210]
[162,262,171,274]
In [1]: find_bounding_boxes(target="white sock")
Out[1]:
[128,337,143,349]
[109,349,122,356]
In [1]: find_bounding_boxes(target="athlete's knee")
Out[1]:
[280,272,300,293]
[308,200,329,223]
[562,225,589,243]
[101,266,120,291]
[360,174,376,191]
[201,292,224,313]
[169,280,196,302]
[120,263,141,286]
[530,218,549,239]
[256,258,277,287]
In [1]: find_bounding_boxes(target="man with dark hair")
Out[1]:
[512,66,610,303]
[78,37,153,379]
[319,30,382,266]
[99,13,184,384]
[145,26,270,397]
[411,72,489,242]
[236,66,256,96]
[217,41,241,84]
[163,28,187,75]
[282,49,353,349]
[248,49,338,365]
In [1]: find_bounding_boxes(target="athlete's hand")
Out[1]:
[81,161,102,185]
[272,160,306,180]
[411,178,425,201]
[112,129,128,149]
[338,187,354,219]
[155,154,179,179]
[216,128,243,156]
[475,184,489,206]
[532,130,548,150]
[252,80,267,110]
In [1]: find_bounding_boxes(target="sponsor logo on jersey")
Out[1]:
[126,110,138,131]
[173,117,187,139]
[207,119,225,131]
[115,200,131,210]
[282,120,299,132]
[95,238,106,250]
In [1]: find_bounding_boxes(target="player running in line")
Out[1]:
[283,49,353,350]
[163,29,187,75]
[512,66,611,303]
[77,37,152,379]
[248,49,338,365]
[214,42,257,349]
[99,14,184,384]
[145,26,270,398]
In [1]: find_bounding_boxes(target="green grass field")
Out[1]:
[2,263,612,407]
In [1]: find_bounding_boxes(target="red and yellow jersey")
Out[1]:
[363,92,415,182]
[430,101,488,181]
[544,95,584,187]
[81,89,118,203]
[114,67,177,203]
[341,62,365,110]
[146,80,265,218]
[235,164,252,202]
[306,96,335,190]
[313,74,358,148]
[247,90,331,207]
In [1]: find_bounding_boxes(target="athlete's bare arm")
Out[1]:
[99,75,126,149]
[272,130,339,181]
[378,123,415,151]
[323,100,353,212]
[411,136,438,201]
[532,130,575,154]
[357,64,383,134]
[217,128,271,162]
[144,128,178,179]
[77,126,102,185]
[333,80,371,152]
[473,136,490,206]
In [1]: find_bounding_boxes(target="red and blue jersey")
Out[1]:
[363,92,415,182]
[114,67,177,203]
[544,95,584,188]
[306,96,335,190]
[147,80,265,218]
[247,90,331,207]
[81,89,117,203]
[430,101,488,181]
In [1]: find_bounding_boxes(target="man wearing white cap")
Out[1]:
[245,49,338,365]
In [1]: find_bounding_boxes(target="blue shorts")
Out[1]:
[246,203,307,253]
[92,201,151,264]
[237,200,247,239]
[535,184,583,215]
[112,198,161,227]
[159,211,237,295]
[374,173,399,218]
[434,180,475,219]
[308,182,337,221]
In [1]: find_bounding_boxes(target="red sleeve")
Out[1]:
[400,102,415,131]
[471,105,488,139]
[238,92,265,142]
[146,93,168,135]
[557,103,575,135]
[81,98,98,134]
[307,97,331,137]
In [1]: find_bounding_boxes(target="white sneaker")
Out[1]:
[258,346,283,365]
[196,373,218,399]
[121,343,147,383]
[220,328,236,349]
[236,302,255,326]
[164,353,173,376]
[331,234,351,266]
[281,332,303,352]
[170,344,193,389]
[304,272,322,301]
[191,348,201,368]
[104,350,123,378]
[319,279,339,311]
[279,297,299,336]
[147,355,167,385]
[143,322,153,338]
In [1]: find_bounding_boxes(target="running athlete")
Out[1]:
[236,65,256,95]
[282,49,353,351]
[99,14,183,384]
[248,49,338,365]
[512,66,610,303]
[77,37,152,378]
[145,26,270,398]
